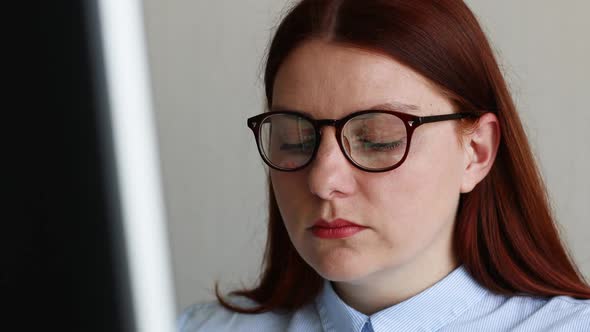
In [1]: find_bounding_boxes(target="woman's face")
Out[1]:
[270,40,468,284]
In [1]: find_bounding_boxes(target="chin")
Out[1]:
[318,270,366,283]
[305,248,370,282]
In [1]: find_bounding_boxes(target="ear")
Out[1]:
[460,112,500,193]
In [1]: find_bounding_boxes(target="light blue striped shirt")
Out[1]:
[178,265,590,331]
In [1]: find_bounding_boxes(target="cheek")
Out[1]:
[407,128,465,196]
[363,133,463,244]
[270,171,293,207]
[270,171,309,224]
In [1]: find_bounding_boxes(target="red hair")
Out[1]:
[216,0,590,313]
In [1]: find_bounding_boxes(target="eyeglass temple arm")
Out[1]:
[415,112,480,125]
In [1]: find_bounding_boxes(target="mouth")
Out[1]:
[309,218,368,239]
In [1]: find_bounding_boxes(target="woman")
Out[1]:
[179,0,590,331]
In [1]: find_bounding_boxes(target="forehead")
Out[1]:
[272,39,452,118]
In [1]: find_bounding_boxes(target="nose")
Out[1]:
[307,127,357,200]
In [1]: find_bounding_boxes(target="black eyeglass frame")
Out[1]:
[247,110,481,173]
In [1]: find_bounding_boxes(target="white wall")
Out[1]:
[143,0,590,312]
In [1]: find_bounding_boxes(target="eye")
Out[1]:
[279,140,315,153]
[359,139,404,152]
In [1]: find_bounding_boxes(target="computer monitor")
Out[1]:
[91,0,177,331]
[3,1,176,331]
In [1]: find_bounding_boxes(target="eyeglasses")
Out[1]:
[247,110,480,172]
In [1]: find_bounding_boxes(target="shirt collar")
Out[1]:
[314,264,490,332]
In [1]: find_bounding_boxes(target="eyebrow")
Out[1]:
[366,102,420,113]
[270,101,420,116]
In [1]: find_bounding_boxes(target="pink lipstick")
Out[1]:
[310,218,367,239]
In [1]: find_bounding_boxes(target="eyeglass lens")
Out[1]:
[259,113,408,170]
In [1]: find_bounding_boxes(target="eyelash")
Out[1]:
[280,141,315,152]
[359,139,404,152]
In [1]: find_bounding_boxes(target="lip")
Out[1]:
[310,218,367,239]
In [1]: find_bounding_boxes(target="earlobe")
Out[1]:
[460,112,500,193]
